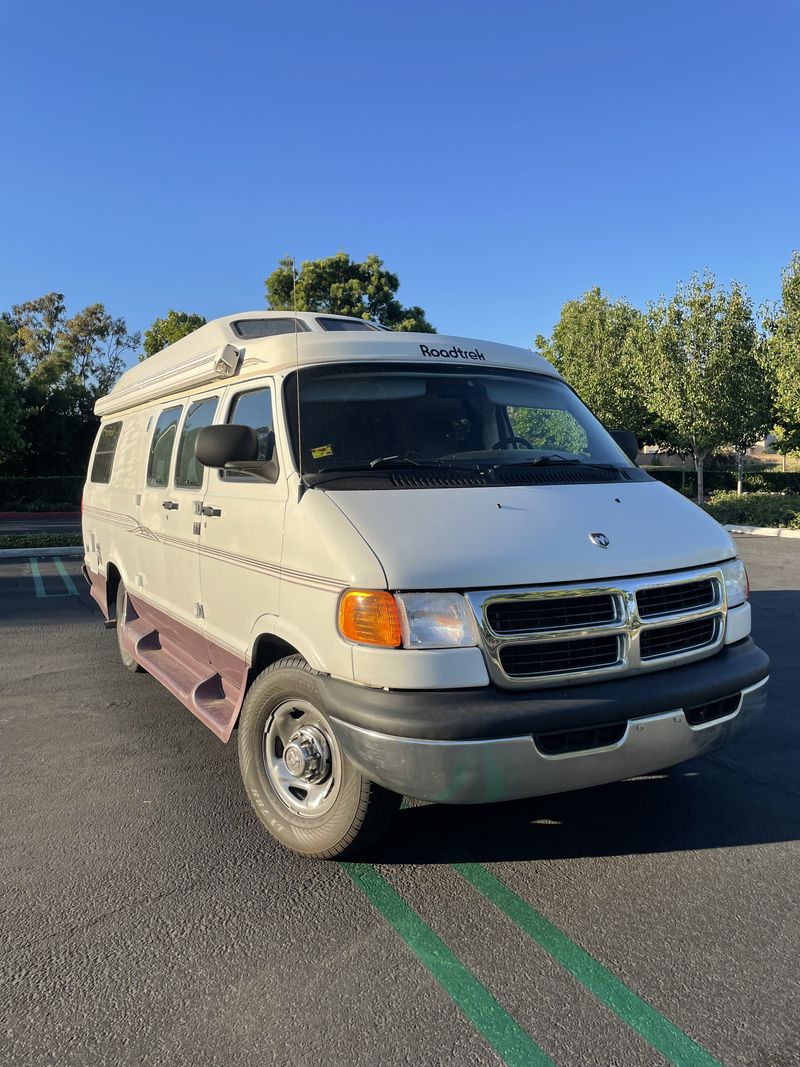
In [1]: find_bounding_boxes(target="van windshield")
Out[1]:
[284,363,633,478]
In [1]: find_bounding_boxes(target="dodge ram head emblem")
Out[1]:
[589,532,610,548]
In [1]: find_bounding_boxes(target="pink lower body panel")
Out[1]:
[116,583,248,742]
[82,564,109,619]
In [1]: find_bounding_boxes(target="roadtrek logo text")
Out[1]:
[419,344,486,361]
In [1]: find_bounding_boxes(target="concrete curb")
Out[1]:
[725,524,800,539]
[0,546,84,559]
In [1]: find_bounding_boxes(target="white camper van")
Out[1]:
[82,312,769,857]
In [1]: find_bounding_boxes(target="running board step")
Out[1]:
[121,593,244,740]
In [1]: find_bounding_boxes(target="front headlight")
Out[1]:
[720,559,749,607]
[395,592,479,649]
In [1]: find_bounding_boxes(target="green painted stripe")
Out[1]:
[53,556,79,596]
[455,863,722,1067]
[29,558,46,598]
[342,863,555,1067]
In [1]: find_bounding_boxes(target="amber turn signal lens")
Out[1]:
[338,590,402,647]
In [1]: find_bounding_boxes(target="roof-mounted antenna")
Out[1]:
[292,258,308,501]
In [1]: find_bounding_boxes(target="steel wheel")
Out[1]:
[262,698,342,817]
[239,656,402,858]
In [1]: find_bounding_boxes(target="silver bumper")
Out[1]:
[330,677,769,805]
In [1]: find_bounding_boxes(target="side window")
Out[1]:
[146,406,182,487]
[90,421,123,483]
[224,387,274,479]
[175,396,218,488]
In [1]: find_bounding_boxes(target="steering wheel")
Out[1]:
[491,434,535,450]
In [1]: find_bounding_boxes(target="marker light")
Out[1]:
[338,590,402,647]
[395,593,479,649]
[720,559,749,607]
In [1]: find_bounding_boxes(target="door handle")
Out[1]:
[162,500,179,510]
[201,505,222,517]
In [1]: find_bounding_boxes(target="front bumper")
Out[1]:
[322,639,770,804]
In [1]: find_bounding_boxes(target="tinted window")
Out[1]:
[316,317,378,332]
[175,397,218,488]
[90,422,122,484]
[225,388,273,478]
[231,318,310,339]
[146,406,182,487]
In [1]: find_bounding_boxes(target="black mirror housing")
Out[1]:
[224,431,279,483]
[609,430,639,465]
[195,424,279,483]
[196,424,259,468]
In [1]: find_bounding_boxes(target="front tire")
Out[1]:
[238,656,401,858]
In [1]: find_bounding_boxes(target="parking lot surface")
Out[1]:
[2,539,799,1066]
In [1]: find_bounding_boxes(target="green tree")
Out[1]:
[142,309,206,359]
[639,273,768,503]
[0,317,24,469]
[762,251,800,463]
[509,407,588,453]
[266,252,435,332]
[769,423,800,472]
[535,288,652,440]
[8,293,139,475]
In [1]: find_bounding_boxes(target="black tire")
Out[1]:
[116,582,144,673]
[238,655,401,858]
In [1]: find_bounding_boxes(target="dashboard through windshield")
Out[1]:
[283,363,632,477]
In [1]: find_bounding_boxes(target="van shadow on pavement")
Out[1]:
[366,759,800,864]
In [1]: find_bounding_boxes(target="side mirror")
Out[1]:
[609,430,639,465]
[195,424,279,482]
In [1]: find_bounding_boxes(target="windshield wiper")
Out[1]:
[499,456,621,471]
[368,455,442,469]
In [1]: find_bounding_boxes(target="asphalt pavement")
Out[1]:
[1,539,799,1066]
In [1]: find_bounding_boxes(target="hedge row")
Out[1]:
[0,532,84,549]
[0,476,84,511]
[702,491,800,530]
[644,467,800,494]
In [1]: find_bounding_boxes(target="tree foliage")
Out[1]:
[266,252,435,332]
[509,407,588,453]
[763,251,800,447]
[535,288,653,439]
[638,273,770,502]
[142,309,207,359]
[0,317,24,467]
[4,293,139,476]
[769,423,800,469]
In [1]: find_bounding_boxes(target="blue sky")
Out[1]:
[1,0,798,363]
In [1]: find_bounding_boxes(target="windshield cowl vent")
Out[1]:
[492,466,627,486]
[391,472,488,489]
[389,466,628,489]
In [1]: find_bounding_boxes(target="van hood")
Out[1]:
[326,480,737,590]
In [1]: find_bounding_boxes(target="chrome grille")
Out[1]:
[637,579,716,618]
[487,593,617,634]
[640,617,717,659]
[499,635,622,677]
[466,567,726,689]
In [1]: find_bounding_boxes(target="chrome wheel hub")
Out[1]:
[263,699,341,817]
[283,726,331,783]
